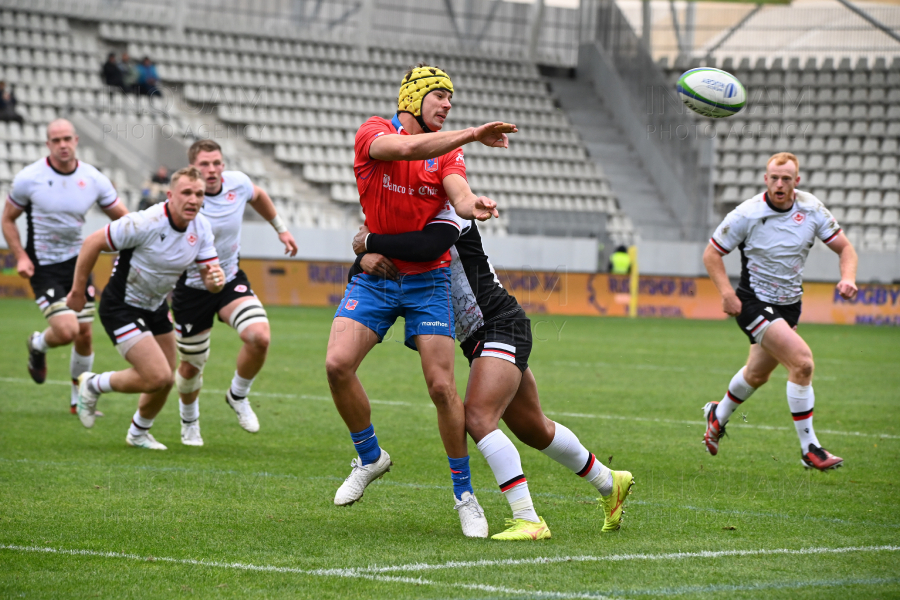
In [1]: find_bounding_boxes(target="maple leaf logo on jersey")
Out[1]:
[424,158,439,172]
[793,212,805,224]
[187,233,198,246]
[77,179,87,189]
[226,191,237,203]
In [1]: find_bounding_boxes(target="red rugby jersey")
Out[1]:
[354,115,468,274]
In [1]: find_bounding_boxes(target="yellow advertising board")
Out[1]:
[2,251,898,326]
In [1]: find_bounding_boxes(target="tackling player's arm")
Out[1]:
[248,184,298,257]
[703,244,741,317]
[369,121,517,162]
[825,232,858,299]
[443,174,498,221]
[66,229,112,312]
[1,201,33,278]
[352,223,460,263]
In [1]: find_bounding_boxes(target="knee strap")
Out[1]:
[228,298,268,334]
[176,330,211,370]
[175,370,203,394]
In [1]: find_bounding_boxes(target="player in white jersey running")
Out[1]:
[702,152,858,471]
[170,140,297,446]
[1,119,128,413]
[66,167,225,450]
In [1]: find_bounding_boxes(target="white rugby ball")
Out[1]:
[676,68,746,119]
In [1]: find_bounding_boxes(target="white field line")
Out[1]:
[0,544,614,600]
[548,360,838,381]
[4,376,896,439]
[350,544,900,575]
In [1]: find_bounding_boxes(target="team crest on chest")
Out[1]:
[792,212,805,224]
[424,158,439,172]
[187,233,198,246]
[226,191,237,203]
[77,179,87,189]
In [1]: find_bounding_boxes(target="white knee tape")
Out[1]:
[175,370,203,394]
[176,330,211,370]
[229,298,268,334]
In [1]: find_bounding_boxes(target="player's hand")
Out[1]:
[352,225,371,255]
[473,196,499,221]
[722,292,742,317]
[473,121,517,148]
[360,252,399,280]
[16,255,34,278]
[204,263,226,293]
[66,289,86,313]
[279,231,298,257]
[836,279,857,300]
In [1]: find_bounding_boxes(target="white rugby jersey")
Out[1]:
[710,190,842,305]
[104,202,218,311]
[182,170,254,290]
[7,158,119,265]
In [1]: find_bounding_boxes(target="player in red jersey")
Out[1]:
[326,63,516,538]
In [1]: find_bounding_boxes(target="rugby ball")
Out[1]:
[676,68,746,119]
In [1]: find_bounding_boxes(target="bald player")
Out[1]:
[2,119,128,412]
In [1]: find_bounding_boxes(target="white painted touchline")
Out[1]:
[547,360,838,381]
[4,377,896,439]
[0,544,616,600]
[350,544,900,574]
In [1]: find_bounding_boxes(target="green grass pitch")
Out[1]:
[1,297,898,599]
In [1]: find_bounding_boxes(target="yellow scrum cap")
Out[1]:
[397,66,454,117]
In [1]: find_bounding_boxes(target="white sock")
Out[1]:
[179,399,199,423]
[129,410,154,437]
[716,367,757,426]
[541,422,613,496]
[33,331,50,353]
[477,429,539,522]
[70,350,94,405]
[787,381,820,451]
[230,371,254,398]
[88,372,115,395]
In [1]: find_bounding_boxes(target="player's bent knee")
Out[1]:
[229,299,268,335]
[325,356,353,384]
[175,370,203,394]
[426,379,457,406]
[241,323,270,353]
[794,357,814,380]
[145,369,174,392]
[176,330,211,371]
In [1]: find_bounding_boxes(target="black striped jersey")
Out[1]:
[710,190,842,305]
[104,202,217,311]
[436,207,520,342]
[182,170,254,290]
[7,158,119,265]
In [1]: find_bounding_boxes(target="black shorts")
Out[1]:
[30,256,95,321]
[736,288,801,344]
[99,288,173,347]
[460,308,532,373]
[171,269,257,334]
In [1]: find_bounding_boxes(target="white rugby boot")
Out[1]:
[181,421,204,446]
[334,449,392,506]
[126,431,167,450]
[226,389,260,433]
[454,491,489,538]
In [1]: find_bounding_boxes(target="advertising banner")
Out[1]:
[2,251,897,326]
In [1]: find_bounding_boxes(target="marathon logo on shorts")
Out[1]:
[235,284,248,293]
[424,157,439,172]
[345,299,358,311]
[421,320,448,327]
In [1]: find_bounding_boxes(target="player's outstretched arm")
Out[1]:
[703,243,741,316]
[443,174,498,221]
[1,201,33,278]
[66,229,112,312]
[369,122,517,162]
[825,232,859,299]
[199,262,226,294]
[352,223,460,263]
[249,185,298,257]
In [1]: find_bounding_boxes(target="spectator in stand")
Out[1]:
[0,81,25,124]
[136,56,160,97]
[119,52,140,94]
[102,53,126,92]
[139,166,171,210]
